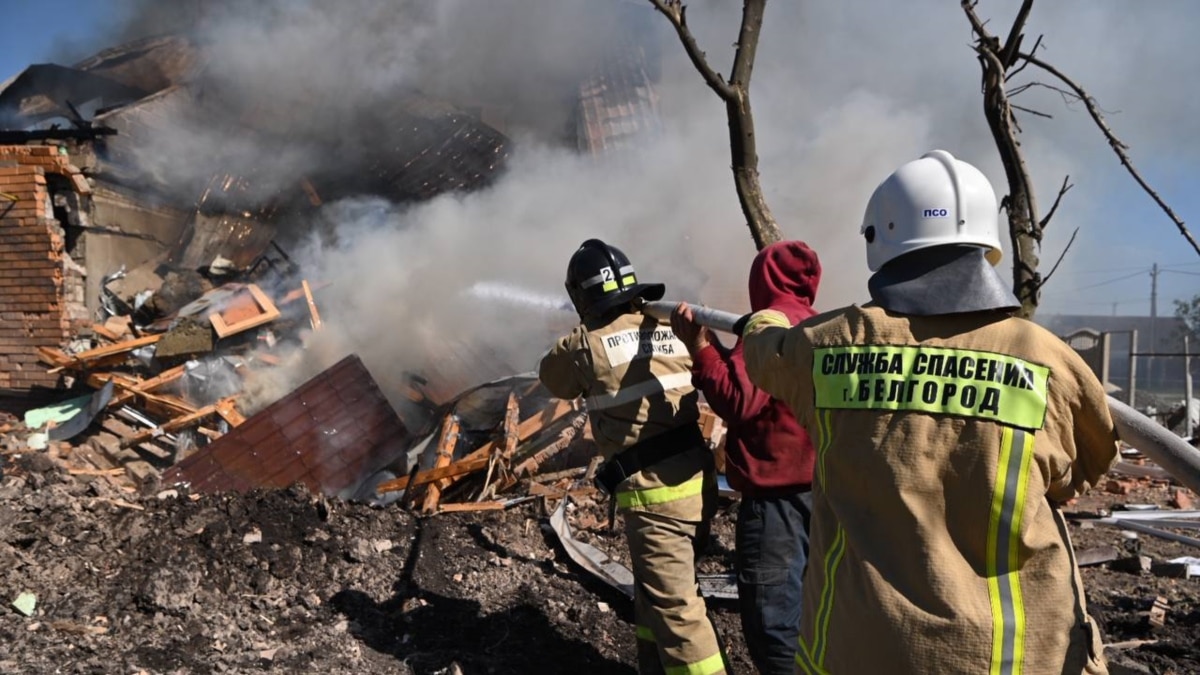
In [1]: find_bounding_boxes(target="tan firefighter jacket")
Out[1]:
[540,311,712,516]
[742,304,1119,675]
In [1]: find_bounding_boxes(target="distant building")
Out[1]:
[1036,314,1195,395]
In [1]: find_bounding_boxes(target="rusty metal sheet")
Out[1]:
[162,355,411,498]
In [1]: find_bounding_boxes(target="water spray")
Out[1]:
[463,281,574,314]
[636,298,1200,494]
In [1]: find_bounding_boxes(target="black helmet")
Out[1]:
[565,239,665,321]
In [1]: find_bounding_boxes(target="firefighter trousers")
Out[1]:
[622,468,727,675]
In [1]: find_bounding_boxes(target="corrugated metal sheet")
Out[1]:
[163,354,410,498]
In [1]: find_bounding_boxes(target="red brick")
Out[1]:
[1,243,54,254]
[0,233,51,244]
[0,146,56,158]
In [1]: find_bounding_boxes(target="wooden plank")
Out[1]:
[36,346,72,367]
[376,457,490,494]
[118,400,229,448]
[527,481,596,500]
[421,416,461,513]
[59,334,162,366]
[66,467,125,477]
[437,501,507,513]
[89,371,197,418]
[278,280,332,306]
[91,323,122,342]
[110,365,187,405]
[511,411,588,482]
[300,177,322,206]
[209,284,281,338]
[101,418,173,460]
[216,399,246,427]
[500,392,520,459]
[302,279,323,331]
[472,391,524,503]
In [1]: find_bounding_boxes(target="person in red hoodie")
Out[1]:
[671,240,821,675]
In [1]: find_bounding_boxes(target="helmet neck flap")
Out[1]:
[868,245,1019,316]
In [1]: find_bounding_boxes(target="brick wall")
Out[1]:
[0,145,92,391]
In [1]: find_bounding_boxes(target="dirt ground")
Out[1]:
[1,452,1197,675]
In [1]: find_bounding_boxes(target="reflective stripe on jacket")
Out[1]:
[743,304,1117,675]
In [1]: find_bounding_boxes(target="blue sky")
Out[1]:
[0,1,115,75]
[1,0,1197,320]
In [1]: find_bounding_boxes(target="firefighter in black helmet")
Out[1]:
[564,239,666,322]
[542,239,727,675]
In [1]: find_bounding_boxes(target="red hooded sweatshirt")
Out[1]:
[691,241,821,496]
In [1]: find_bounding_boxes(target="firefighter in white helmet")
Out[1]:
[740,150,1119,674]
[540,239,728,675]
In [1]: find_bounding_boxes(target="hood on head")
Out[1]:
[748,240,822,320]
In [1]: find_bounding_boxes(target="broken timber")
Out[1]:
[118,398,235,448]
[432,399,576,493]
[39,334,163,372]
[421,415,461,512]
[376,457,491,494]
[477,391,521,502]
[301,279,323,331]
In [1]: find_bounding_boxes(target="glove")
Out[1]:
[732,313,752,336]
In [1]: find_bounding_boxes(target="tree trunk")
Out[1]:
[726,88,781,250]
[981,78,1041,319]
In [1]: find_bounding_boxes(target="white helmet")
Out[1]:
[861,149,1003,272]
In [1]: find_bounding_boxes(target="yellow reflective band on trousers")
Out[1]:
[987,426,1034,675]
[794,640,828,675]
[811,526,846,668]
[812,345,1050,430]
[664,651,726,675]
[636,625,655,642]
[804,407,842,672]
[616,475,705,509]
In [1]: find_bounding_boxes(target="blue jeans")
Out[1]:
[735,492,812,675]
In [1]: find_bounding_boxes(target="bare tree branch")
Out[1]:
[1006,34,1042,81]
[1012,104,1052,119]
[1000,0,1034,67]
[1018,50,1200,258]
[648,0,735,99]
[1041,226,1079,286]
[963,0,1043,317]
[730,0,765,89]
[650,0,781,249]
[1040,175,1073,228]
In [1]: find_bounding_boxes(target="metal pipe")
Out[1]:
[1107,396,1200,495]
[640,298,1200,494]
[639,299,741,333]
[1101,518,1200,549]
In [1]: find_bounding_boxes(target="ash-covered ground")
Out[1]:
[0,453,1196,675]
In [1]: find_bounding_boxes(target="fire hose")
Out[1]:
[636,299,1200,496]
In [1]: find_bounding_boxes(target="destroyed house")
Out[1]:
[0,7,669,503]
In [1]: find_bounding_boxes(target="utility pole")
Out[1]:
[1149,263,1159,392]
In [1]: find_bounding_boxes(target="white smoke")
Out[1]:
[80,0,1200,409]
